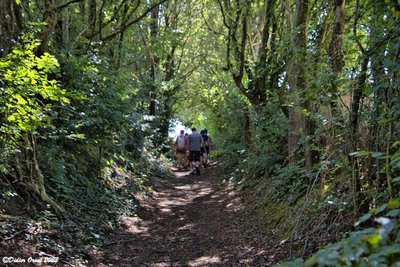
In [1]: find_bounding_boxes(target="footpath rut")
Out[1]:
[93,162,280,266]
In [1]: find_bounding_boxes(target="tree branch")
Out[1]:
[201,10,222,35]
[353,0,365,54]
[101,0,170,41]
[55,0,83,11]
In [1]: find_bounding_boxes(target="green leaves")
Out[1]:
[280,200,400,266]
[0,33,68,149]
[349,151,386,159]
[388,199,400,210]
[299,199,400,267]
[355,213,373,227]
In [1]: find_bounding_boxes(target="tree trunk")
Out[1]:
[19,135,65,218]
[327,0,346,149]
[0,0,23,56]
[368,2,387,191]
[220,0,277,112]
[329,0,346,74]
[288,0,311,177]
[252,0,276,109]
[115,3,129,69]
[62,5,70,50]
[350,57,369,152]
[288,90,304,163]
[242,105,251,148]
[36,1,61,55]
[349,56,369,214]
[149,2,160,116]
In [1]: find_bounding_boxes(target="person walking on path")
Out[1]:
[185,132,190,168]
[200,129,213,168]
[174,130,189,170]
[188,127,204,175]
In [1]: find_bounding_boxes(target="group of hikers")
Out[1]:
[173,127,212,175]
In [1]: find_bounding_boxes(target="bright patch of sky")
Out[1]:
[169,119,192,139]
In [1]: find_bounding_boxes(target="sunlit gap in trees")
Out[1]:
[169,119,192,139]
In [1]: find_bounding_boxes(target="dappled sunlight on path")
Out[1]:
[93,162,276,266]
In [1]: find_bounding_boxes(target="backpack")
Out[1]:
[177,136,186,150]
[202,134,209,146]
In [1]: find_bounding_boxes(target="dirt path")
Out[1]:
[93,162,282,266]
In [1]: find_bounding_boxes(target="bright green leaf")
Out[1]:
[366,235,382,247]
[388,199,400,210]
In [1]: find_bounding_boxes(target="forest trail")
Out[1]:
[93,162,284,266]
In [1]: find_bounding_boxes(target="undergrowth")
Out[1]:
[0,136,173,265]
[278,199,400,266]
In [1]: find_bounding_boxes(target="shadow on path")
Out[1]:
[93,162,277,266]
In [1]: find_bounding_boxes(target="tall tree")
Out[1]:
[287,0,313,176]
[329,0,346,75]
[217,0,280,112]
[149,0,160,117]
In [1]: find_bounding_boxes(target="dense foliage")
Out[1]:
[278,199,400,266]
